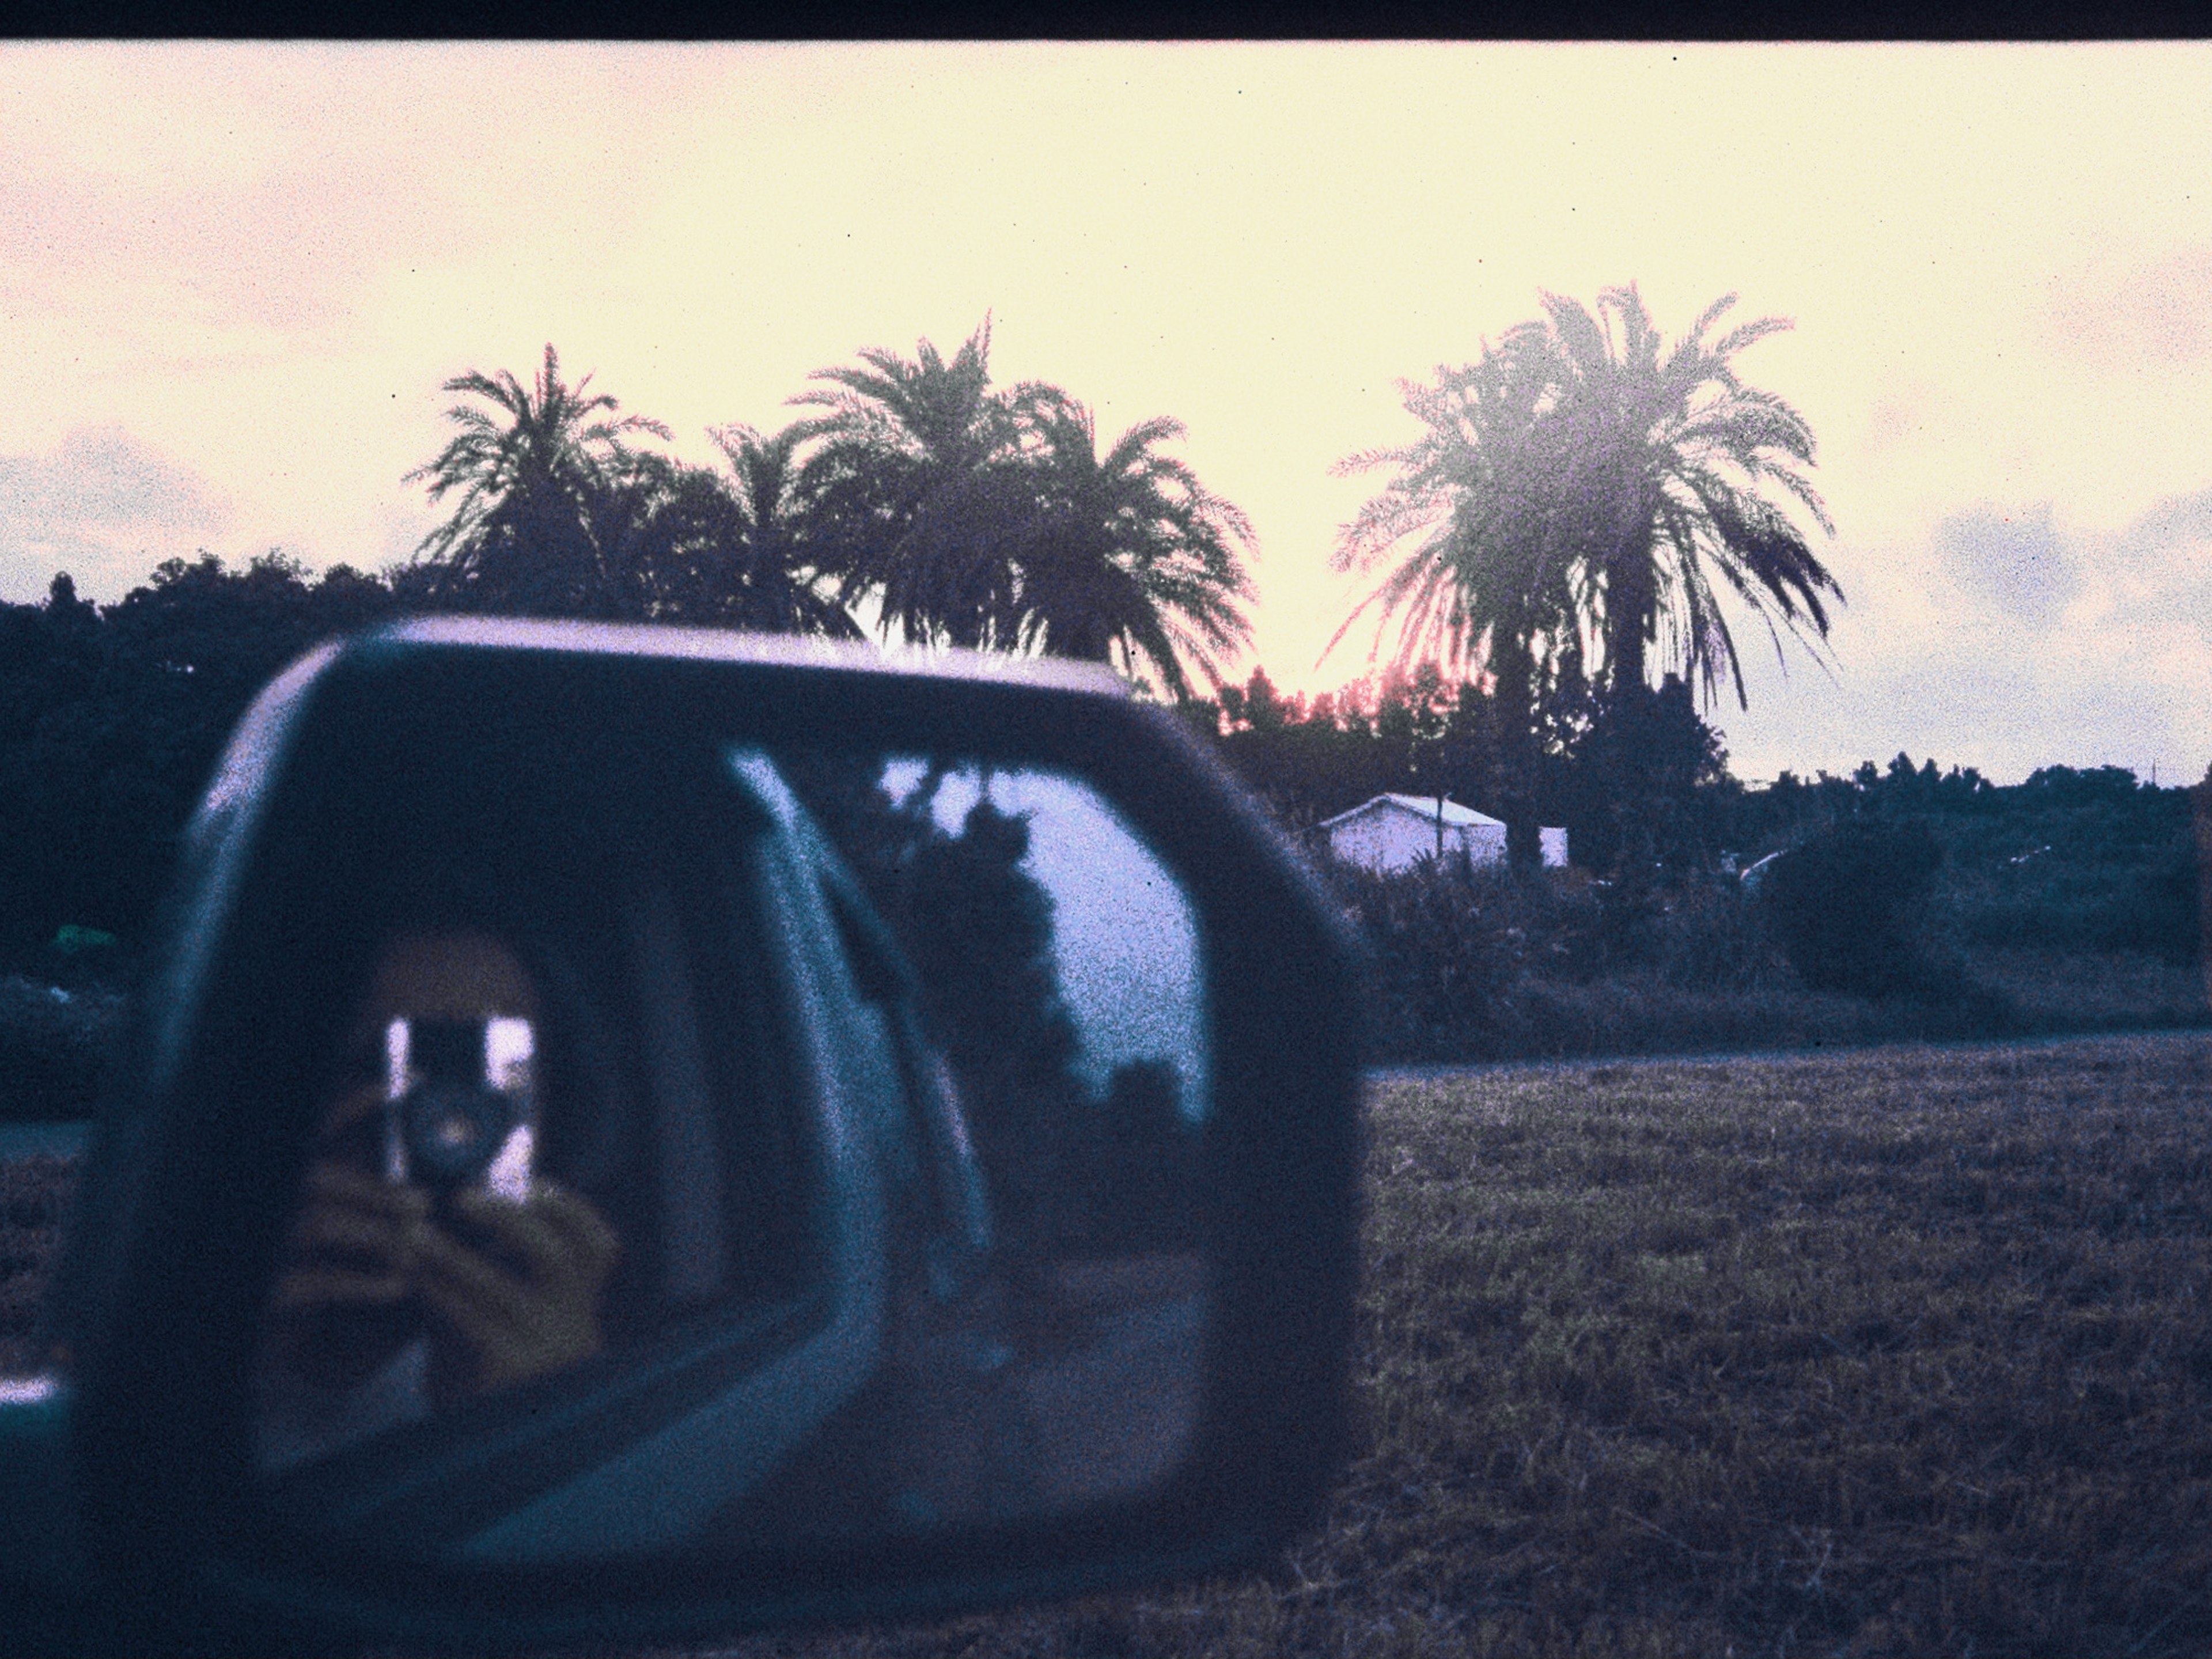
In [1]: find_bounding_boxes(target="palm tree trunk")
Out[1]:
[1605,542,1653,702]
[1489,633,1543,871]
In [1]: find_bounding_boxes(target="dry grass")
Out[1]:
[726,1032,2212,1659]
[8,1036,2211,1654]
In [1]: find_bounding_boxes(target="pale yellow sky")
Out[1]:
[1,42,2207,783]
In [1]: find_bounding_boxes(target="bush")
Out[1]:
[0,976,127,1121]
[1331,857,1820,1062]
[1330,859,1533,1058]
[1759,817,1948,998]
[1955,819,2201,964]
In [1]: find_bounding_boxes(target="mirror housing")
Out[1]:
[41,619,1366,1653]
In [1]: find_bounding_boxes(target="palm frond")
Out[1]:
[1334,283,1842,719]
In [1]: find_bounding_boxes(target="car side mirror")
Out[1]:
[41,620,1366,1653]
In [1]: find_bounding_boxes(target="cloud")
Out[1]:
[0,426,232,603]
[2116,483,2212,562]
[1729,484,2212,785]
[1902,495,2209,777]
[2046,245,2212,370]
[1929,503,2076,627]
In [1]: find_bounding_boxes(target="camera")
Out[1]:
[383,1016,535,1200]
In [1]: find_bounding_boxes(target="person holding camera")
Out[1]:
[257,928,619,1471]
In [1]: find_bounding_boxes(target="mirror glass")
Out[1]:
[248,734,1211,1565]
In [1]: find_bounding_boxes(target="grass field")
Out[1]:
[721,1031,2212,1659]
[6,1033,2210,1654]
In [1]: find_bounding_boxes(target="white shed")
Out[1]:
[1317,794,1569,874]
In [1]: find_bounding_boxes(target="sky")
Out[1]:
[888,760,1208,1116]
[0,41,2207,785]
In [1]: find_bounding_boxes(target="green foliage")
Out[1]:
[1280,729,2202,1062]
[1003,392,1256,698]
[792,320,1256,695]
[1328,317,1584,710]
[1328,856,1931,1064]
[400,346,856,631]
[1720,759,2201,978]
[686,425,866,636]
[1326,281,1843,835]
[1758,817,1950,998]
[402,328,1257,694]
[1941,767,2199,965]
[0,328,1247,987]
[1201,662,1564,844]
[786,318,1032,649]
[1532,285,1842,707]
[401,342,671,617]
[0,556,400,971]
[1193,671,2199,1052]
[1559,673,1730,876]
[1196,660,1738,889]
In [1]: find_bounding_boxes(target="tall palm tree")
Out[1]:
[789,317,1044,650]
[1530,284,1842,709]
[610,425,858,635]
[1328,317,1591,738]
[1010,391,1256,700]
[403,344,672,618]
[1331,287,1842,714]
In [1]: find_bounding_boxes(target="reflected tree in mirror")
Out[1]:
[781,753,1209,1255]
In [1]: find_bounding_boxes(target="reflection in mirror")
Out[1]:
[251,740,1210,1565]
[257,930,618,1472]
[778,752,1211,1522]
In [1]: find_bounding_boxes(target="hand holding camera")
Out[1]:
[274,1014,616,1399]
[411,1180,618,1395]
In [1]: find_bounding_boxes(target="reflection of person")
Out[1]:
[257,929,618,1471]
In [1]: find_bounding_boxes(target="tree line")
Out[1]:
[396,324,1256,701]
[1184,658,1731,880]
[0,286,1883,976]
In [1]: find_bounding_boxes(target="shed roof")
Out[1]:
[1317,794,1505,832]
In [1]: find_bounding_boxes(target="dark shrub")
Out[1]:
[0,977,126,1121]
[1947,791,2200,966]
[1760,819,1946,997]
[1332,859,1527,1058]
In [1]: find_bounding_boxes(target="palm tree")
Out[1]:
[1528,284,1841,709]
[596,427,857,635]
[789,317,1045,650]
[688,423,864,635]
[1332,287,1841,714]
[1328,319,1591,836]
[1009,391,1256,700]
[403,343,672,617]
